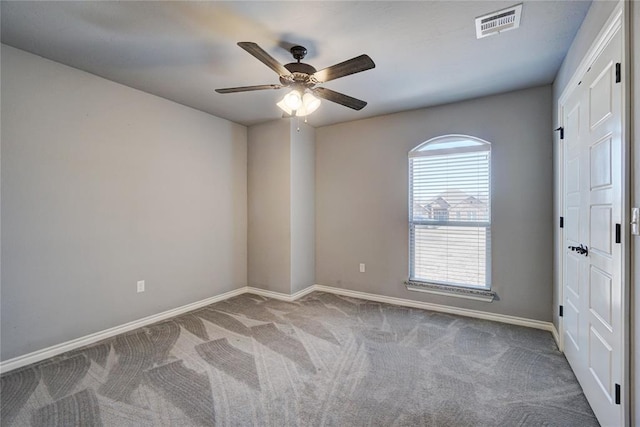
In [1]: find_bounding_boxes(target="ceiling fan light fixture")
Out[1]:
[217,42,374,115]
[301,93,321,115]
[276,99,293,115]
[283,89,302,110]
[277,90,321,117]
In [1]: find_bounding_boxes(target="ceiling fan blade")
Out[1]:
[215,84,283,94]
[313,54,375,83]
[238,42,292,77]
[313,87,367,110]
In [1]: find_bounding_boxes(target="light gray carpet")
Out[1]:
[1,292,598,426]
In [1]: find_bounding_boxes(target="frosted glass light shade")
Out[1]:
[277,90,321,117]
[277,99,293,115]
[283,90,302,110]
[301,93,321,115]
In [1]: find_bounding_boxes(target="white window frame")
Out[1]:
[408,135,492,294]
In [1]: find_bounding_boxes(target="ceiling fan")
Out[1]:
[215,42,375,116]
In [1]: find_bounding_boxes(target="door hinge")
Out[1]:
[615,63,621,83]
[615,383,621,404]
[560,216,564,228]
[559,305,564,317]
[615,223,621,244]
[554,127,564,140]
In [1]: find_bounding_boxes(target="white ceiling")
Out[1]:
[1,1,591,127]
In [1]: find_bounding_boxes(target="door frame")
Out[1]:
[556,1,629,424]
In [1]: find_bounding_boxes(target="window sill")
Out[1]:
[405,280,496,302]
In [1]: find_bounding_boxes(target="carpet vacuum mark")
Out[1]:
[0,292,599,426]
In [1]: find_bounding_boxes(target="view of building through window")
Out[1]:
[409,136,491,289]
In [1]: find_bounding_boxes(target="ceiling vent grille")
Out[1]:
[475,4,522,39]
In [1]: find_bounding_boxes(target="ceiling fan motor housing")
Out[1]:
[278,46,317,87]
[281,63,317,87]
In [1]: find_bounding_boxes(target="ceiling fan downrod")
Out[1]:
[290,45,307,63]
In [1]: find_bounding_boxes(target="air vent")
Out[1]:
[475,4,523,39]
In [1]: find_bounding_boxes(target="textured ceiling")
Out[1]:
[1,1,591,127]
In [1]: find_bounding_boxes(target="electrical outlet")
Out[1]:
[359,263,365,273]
[137,280,145,293]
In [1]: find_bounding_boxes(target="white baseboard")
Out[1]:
[312,284,557,334]
[0,287,246,374]
[245,285,315,302]
[1,283,557,374]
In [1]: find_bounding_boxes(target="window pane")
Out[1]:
[415,138,486,152]
[412,225,489,288]
[409,136,491,289]
[411,151,490,224]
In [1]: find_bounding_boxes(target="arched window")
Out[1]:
[408,135,491,289]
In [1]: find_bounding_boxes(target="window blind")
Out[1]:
[409,141,491,289]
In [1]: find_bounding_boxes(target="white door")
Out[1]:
[562,77,582,372]
[561,26,624,426]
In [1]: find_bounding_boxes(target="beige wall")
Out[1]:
[1,45,248,361]
[316,85,553,322]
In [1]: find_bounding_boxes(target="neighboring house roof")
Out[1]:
[427,197,450,210]
[418,189,486,213]
[413,202,431,216]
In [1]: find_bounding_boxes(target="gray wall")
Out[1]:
[247,119,315,295]
[247,120,292,294]
[552,0,619,332]
[316,85,553,322]
[1,45,248,361]
[290,124,316,294]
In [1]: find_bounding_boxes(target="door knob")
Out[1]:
[579,244,589,256]
[568,244,588,256]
